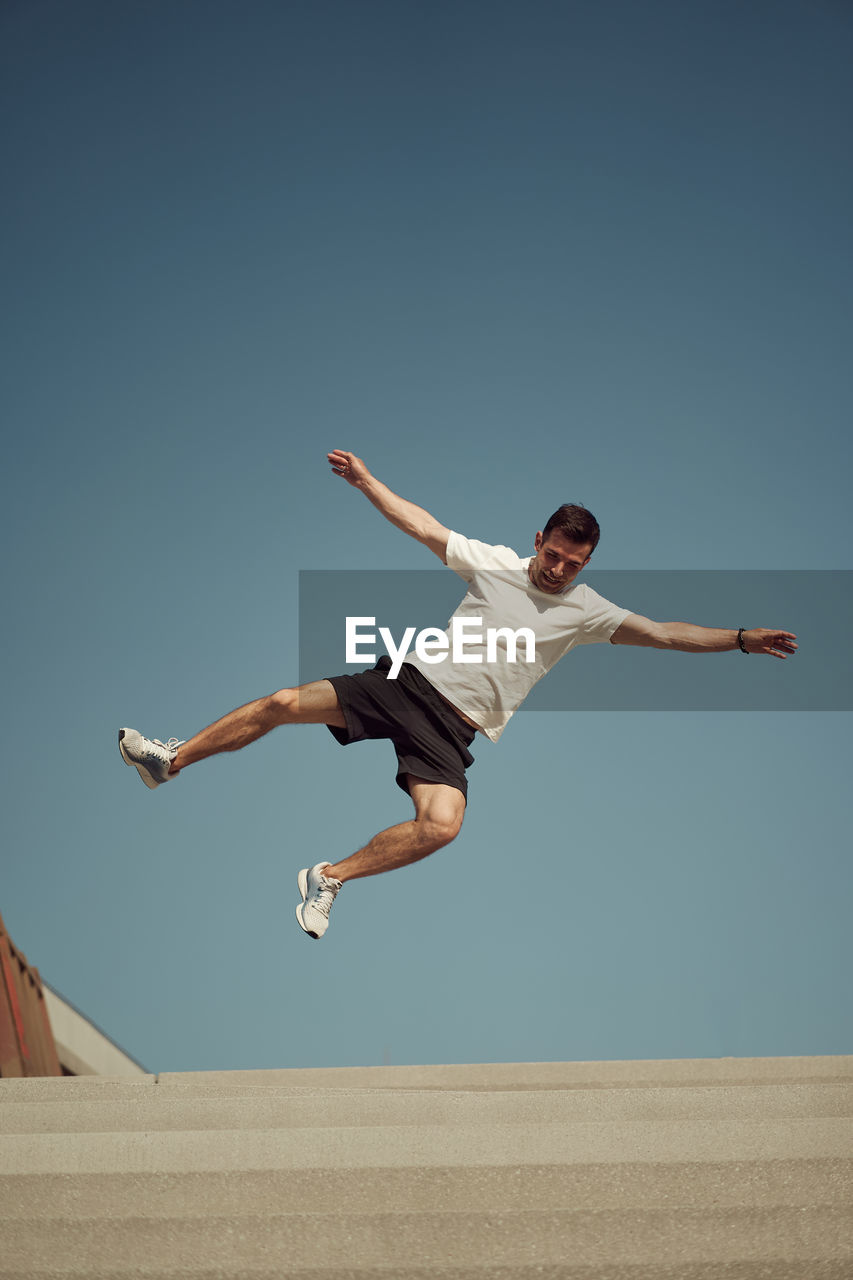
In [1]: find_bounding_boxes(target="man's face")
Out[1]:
[528,530,593,594]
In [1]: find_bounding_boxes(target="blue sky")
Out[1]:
[2,0,850,1072]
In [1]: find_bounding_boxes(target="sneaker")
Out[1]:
[296,863,342,939]
[119,728,184,789]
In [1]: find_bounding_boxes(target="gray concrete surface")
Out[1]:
[1,1056,851,1277]
[157,1054,853,1089]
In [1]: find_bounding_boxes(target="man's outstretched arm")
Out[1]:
[328,449,451,562]
[610,614,798,659]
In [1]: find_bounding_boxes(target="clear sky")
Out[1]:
[2,0,850,1072]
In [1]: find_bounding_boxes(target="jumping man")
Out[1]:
[119,450,797,939]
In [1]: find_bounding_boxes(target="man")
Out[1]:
[119,449,797,939]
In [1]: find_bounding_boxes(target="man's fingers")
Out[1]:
[747,629,798,658]
[766,632,798,658]
[773,632,798,653]
[328,449,353,478]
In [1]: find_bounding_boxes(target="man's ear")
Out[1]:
[534,531,543,551]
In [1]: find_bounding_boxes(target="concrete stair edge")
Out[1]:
[2,1055,850,1277]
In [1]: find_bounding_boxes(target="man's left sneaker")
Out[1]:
[119,728,184,789]
[296,863,343,939]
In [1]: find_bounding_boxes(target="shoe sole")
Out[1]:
[118,729,162,791]
[295,903,319,939]
[295,868,320,939]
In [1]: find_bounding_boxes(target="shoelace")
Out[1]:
[308,878,341,919]
[148,737,184,758]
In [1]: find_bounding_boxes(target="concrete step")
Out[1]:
[1,1267,850,1280]
[1,1057,850,1277]
[3,1205,851,1274]
[2,1056,849,1102]
[1,1082,850,1134]
[3,1115,849,1176]
[154,1055,853,1090]
[1,1159,848,1220]
[0,1076,157,1102]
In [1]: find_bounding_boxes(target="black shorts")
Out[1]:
[324,657,477,800]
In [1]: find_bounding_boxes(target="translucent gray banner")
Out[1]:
[298,570,851,711]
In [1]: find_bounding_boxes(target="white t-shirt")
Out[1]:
[404,530,630,742]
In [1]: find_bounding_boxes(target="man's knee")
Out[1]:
[270,688,298,721]
[418,802,465,850]
[406,777,466,850]
[269,681,346,728]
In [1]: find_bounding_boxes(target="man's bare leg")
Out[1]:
[296,778,467,936]
[325,777,465,883]
[171,680,346,773]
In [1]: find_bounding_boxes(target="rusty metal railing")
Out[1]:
[0,911,62,1077]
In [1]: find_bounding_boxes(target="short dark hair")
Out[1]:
[542,504,600,552]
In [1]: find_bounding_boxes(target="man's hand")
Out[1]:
[742,628,798,659]
[328,450,370,489]
[326,448,450,562]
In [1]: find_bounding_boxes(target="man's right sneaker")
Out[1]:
[296,864,343,939]
[119,728,184,789]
